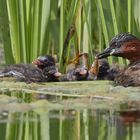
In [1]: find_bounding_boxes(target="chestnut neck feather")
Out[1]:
[120,40,140,64]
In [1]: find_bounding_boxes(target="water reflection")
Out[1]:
[0,108,139,140]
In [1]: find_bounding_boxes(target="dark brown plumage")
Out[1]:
[0,55,61,83]
[96,33,140,87]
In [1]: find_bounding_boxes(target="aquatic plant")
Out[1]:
[0,0,140,71]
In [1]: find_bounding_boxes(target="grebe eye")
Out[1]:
[111,42,117,48]
[114,42,117,47]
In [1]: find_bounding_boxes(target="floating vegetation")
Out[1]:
[0,81,140,112]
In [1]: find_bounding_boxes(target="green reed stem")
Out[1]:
[0,0,14,64]
[128,0,132,32]
[110,0,124,64]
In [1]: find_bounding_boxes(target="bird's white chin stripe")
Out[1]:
[110,49,116,55]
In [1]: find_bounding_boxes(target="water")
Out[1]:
[0,81,140,140]
[0,107,140,140]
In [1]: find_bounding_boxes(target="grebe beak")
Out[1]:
[96,47,116,59]
[54,72,62,77]
[32,59,43,65]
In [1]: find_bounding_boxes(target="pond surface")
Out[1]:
[0,107,140,140]
[0,81,140,140]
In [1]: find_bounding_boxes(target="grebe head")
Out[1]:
[96,33,140,63]
[32,55,55,70]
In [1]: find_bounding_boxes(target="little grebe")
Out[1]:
[64,53,110,81]
[96,33,140,87]
[0,55,61,83]
[89,58,110,80]
[65,53,89,81]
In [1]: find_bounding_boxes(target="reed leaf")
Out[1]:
[82,0,92,54]
[97,0,109,46]
[59,0,64,59]
[25,0,33,62]
[39,0,50,54]
[109,0,118,34]
[18,0,27,62]
[0,0,14,64]
[110,0,124,64]
[128,0,132,32]
[75,1,82,53]
[7,0,20,63]
[97,0,114,63]
[31,0,40,60]
[0,0,140,70]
